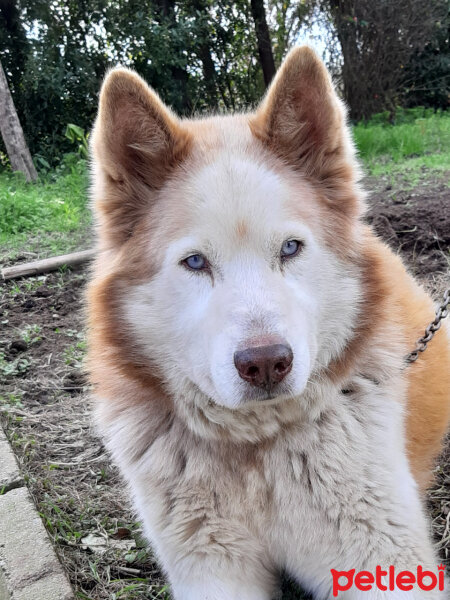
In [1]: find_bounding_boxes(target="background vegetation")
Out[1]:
[0,0,449,165]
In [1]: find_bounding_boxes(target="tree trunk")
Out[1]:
[152,0,192,113]
[0,60,37,181]
[324,0,444,120]
[190,0,218,104]
[0,0,30,94]
[250,0,276,87]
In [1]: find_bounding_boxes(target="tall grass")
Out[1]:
[353,108,450,163]
[0,157,89,244]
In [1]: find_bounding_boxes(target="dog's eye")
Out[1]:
[281,239,303,259]
[183,254,207,271]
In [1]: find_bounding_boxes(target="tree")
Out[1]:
[0,0,29,98]
[188,0,219,105]
[0,0,279,164]
[250,0,276,86]
[151,0,192,113]
[402,7,450,110]
[321,0,447,120]
[267,0,313,66]
[0,59,37,181]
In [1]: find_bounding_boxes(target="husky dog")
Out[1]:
[87,47,450,599]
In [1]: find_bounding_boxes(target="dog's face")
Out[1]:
[91,48,363,409]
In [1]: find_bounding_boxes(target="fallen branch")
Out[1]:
[1,248,95,280]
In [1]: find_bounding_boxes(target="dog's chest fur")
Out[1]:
[101,374,425,587]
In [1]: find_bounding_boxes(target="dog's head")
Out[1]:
[90,47,364,409]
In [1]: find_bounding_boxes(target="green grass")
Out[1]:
[0,156,91,259]
[353,108,450,174]
[368,151,450,183]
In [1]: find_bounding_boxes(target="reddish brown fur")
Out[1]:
[235,219,248,240]
[250,48,361,221]
[92,68,192,248]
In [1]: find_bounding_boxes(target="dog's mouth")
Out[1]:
[240,381,294,405]
[195,364,300,409]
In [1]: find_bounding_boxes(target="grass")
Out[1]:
[0,155,91,261]
[353,108,450,175]
[368,151,450,182]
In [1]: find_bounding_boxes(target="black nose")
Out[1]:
[234,343,293,390]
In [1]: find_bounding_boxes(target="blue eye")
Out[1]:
[281,239,302,259]
[183,254,207,271]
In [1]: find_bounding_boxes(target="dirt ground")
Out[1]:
[0,173,449,600]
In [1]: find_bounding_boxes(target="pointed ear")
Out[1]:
[92,67,191,187]
[250,47,359,211]
[91,68,191,245]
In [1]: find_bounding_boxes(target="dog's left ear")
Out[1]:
[250,47,359,211]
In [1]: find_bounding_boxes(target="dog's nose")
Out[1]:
[234,343,293,389]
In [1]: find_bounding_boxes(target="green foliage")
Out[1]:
[65,124,89,160]
[362,106,438,125]
[0,0,266,164]
[269,1,313,66]
[21,324,42,345]
[0,352,30,377]
[1,0,447,165]
[402,7,450,110]
[353,108,450,163]
[0,157,89,240]
[0,0,29,97]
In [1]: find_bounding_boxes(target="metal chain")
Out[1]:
[405,288,450,364]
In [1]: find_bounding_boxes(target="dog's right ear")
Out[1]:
[91,68,191,245]
[93,67,190,186]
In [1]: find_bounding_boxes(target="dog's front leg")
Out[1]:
[156,521,277,600]
[170,576,275,600]
[166,550,277,600]
[325,533,446,599]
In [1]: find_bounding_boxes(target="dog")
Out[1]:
[87,47,450,599]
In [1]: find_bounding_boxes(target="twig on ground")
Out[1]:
[1,249,95,280]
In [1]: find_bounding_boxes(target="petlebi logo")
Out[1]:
[330,564,446,597]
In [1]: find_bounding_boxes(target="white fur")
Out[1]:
[97,372,444,599]
[97,152,444,598]
[124,154,361,409]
